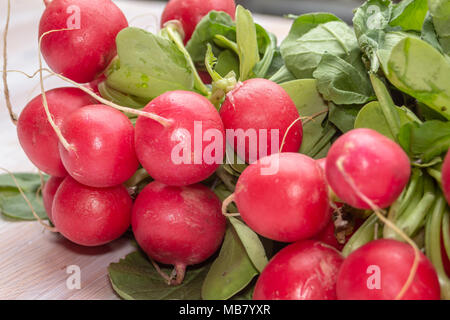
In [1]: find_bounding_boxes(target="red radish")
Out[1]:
[42,176,64,222]
[39,0,128,83]
[198,70,212,85]
[233,152,330,242]
[17,87,95,177]
[220,79,303,163]
[132,181,226,285]
[161,0,236,44]
[336,239,440,300]
[253,240,343,300]
[317,157,326,171]
[325,128,410,210]
[52,176,132,246]
[441,149,450,205]
[59,105,139,188]
[135,91,225,186]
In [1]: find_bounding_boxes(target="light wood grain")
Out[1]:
[0,0,291,300]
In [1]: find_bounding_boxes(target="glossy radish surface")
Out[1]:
[59,105,139,188]
[441,149,450,205]
[325,128,410,210]
[39,0,128,83]
[17,87,95,177]
[135,90,225,186]
[234,152,330,242]
[52,176,132,246]
[220,79,303,163]
[161,0,236,44]
[132,181,226,284]
[253,240,343,300]
[42,176,64,222]
[336,239,440,300]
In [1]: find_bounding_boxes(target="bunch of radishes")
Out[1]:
[5,0,450,300]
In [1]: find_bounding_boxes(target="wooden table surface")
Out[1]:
[0,0,291,299]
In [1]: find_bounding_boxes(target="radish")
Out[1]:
[337,239,440,300]
[42,176,64,222]
[231,152,330,242]
[161,0,236,44]
[39,0,128,83]
[52,176,132,246]
[253,240,343,300]
[325,128,411,210]
[17,87,95,177]
[132,181,226,285]
[134,90,225,186]
[220,79,303,163]
[441,149,450,205]
[58,104,139,188]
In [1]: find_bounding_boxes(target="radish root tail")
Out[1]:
[0,168,58,233]
[336,156,420,300]
[2,0,18,125]
[221,193,240,217]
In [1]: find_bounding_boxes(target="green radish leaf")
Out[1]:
[253,28,277,79]
[0,191,47,220]
[281,13,359,79]
[421,13,445,53]
[313,53,375,105]
[215,50,240,78]
[269,65,296,84]
[235,5,260,81]
[186,11,236,63]
[230,283,255,300]
[280,79,329,155]
[354,101,418,140]
[98,81,148,109]
[428,0,450,55]
[229,217,268,272]
[106,27,194,101]
[389,0,428,31]
[108,250,211,300]
[0,173,45,192]
[265,48,287,81]
[329,103,361,133]
[0,173,48,221]
[398,120,450,162]
[386,37,450,120]
[201,225,258,300]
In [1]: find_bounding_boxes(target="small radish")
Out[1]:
[336,239,440,300]
[39,0,128,83]
[42,176,64,222]
[17,87,95,177]
[231,152,330,242]
[441,149,450,205]
[253,240,343,300]
[52,176,132,246]
[220,79,303,163]
[132,181,226,285]
[161,0,236,44]
[325,128,410,210]
[59,105,139,188]
[135,90,225,186]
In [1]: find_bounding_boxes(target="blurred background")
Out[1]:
[134,0,366,23]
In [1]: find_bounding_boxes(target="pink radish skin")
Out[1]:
[135,91,225,187]
[52,176,132,246]
[337,239,440,300]
[59,105,139,188]
[253,240,343,300]
[132,181,226,284]
[325,128,411,210]
[161,0,236,44]
[42,176,64,222]
[441,149,450,205]
[234,152,330,242]
[17,87,95,177]
[39,0,128,83]
[220,79,303,163]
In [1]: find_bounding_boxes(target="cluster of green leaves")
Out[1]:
[101,0,450,300]
[0,173,47,221]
